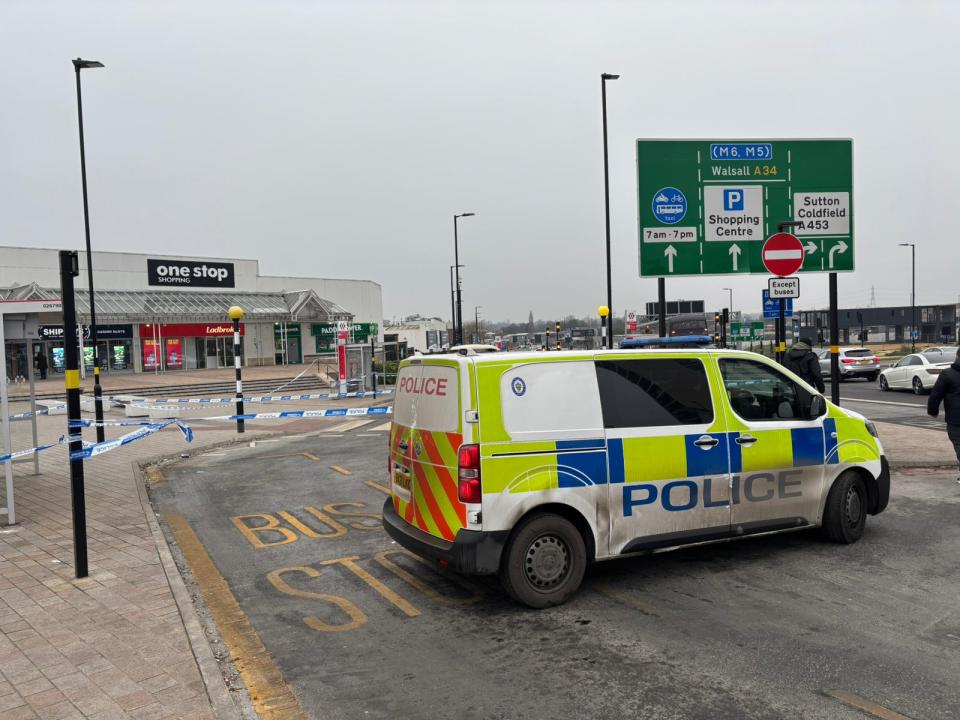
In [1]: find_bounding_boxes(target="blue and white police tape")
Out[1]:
[68,419,194,461]
[116,389,392,405]
[0,442,61,465]
[200,405,393,421]
[8,407,57,421]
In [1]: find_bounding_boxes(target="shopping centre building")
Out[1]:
[0,246,382,377]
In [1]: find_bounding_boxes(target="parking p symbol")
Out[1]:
[724,189,744,211]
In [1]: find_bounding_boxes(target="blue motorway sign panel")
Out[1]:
[762,290,793,318]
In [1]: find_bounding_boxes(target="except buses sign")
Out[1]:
[637,139,853,277]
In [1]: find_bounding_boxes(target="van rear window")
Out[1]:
[394,365,459,432]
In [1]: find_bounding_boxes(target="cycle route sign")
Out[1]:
[637,139,853,277]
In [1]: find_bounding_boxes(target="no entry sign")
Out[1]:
[762,233,804,277]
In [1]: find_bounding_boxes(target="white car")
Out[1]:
[878,353,951,394]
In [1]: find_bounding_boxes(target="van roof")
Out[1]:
[411,347,767,365]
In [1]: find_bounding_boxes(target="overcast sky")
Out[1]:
[2,0,957,322]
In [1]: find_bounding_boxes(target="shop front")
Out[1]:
[274,322,302,365]
[38,324,135,374]
[138,323,245,372]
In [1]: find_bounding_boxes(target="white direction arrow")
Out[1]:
[729,243,741,271]
[664,245,677,273]
[804,241,818,255]
[828,240,849,269]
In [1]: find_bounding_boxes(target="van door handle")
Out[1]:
[736,435,758,446]
[693,435,720,449]
[398,441,409,451]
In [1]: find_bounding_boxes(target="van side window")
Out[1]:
[595,358,713,428]
[718,358,813,421]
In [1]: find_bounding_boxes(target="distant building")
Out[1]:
[798,303,959,345]
[383,317,448,359]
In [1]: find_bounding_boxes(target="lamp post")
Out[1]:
[474,306,482,344]
[899,243,916,352]
[598,305,610,349]
[228,306,245,434]
[449,264,462,347]
[601,72,619,349]
[72,57,106,443]
[453,213,476,345]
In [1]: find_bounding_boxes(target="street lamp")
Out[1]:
[449,264,463,348]
[600,72,619,349]
[453,213,475,345]
[227,305,245,434]
[899,243,916,351]
[72,57,106,442]
[474,305,482,344]
[598,305,610,349]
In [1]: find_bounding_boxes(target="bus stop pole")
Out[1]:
[829,272,840,405]
[60,250,88,578]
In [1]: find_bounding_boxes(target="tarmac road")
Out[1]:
[151,429,960,720]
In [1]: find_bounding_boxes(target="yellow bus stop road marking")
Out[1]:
[165,512,305,720]
[302,452,321,461]
[331,465,352,476]
[366,480,391,495]
[824,690,914,720]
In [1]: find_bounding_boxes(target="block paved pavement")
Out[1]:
[0,389,383,720]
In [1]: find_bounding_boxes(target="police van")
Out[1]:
[382,348,889,608]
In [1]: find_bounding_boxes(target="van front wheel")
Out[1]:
[500,513,586,609]
[821,472,867,544]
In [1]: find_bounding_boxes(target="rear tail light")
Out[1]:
[841,358,856,364]
[457,444,482,503]
[926,368,943,375]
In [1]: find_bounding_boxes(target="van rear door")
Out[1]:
[391,361,467,541]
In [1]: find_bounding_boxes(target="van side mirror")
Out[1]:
[809,395,827,419]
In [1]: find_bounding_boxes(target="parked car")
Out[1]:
[817,347,880,381]
[878,353,951,394]
[920,346,958,364]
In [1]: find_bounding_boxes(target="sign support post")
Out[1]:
[60,250,88,578]
[657,279,667,338]
[829,273,840,405]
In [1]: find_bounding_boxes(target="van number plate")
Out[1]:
[393,470,412,492]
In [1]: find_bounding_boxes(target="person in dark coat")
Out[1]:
[783,337,825,392]
[36,351,48,380]
[927,348,960,481]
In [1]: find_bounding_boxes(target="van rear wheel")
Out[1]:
[500,513,586,609]
[821,472,867,544]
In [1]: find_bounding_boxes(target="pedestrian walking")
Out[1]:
[927,348,960,482]
[783,336,825,393]
[36,351,48,380]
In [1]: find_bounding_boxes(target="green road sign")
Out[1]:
[637,139,853,277]
[731,321,765,341]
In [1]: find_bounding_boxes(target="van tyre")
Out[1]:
[500,513,586,609]
[821,472,867,544]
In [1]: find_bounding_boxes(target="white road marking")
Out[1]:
[324,419,375,433]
